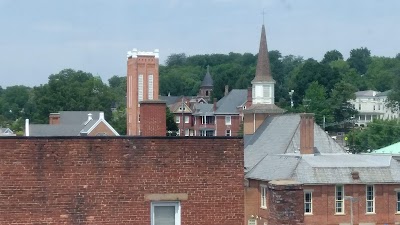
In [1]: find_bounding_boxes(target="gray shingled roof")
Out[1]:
[29,124,84,136]
[59,111,100,125]
[192,103,214,116]
[245,114,400,184]
[159,96,181,106]
[215,89,247,114]
[244,114,344,171]
[355,90,378,97]
[201,67,213,87]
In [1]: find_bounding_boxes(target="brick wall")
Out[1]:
[0,137,244,224]
[140,101,166,136]
[215,115,241,137]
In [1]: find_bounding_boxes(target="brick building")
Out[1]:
[244,113,400,225]
[126,48,160,136]
[0,136,244,224]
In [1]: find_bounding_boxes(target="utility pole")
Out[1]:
[289,90,294,108]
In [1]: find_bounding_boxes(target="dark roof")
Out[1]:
[215,89,247,114]
[159,96,181,106]
[252,25,275,83]
[201,66,213,87]
[244,104,286,114]
[192,103,214,116]
[59,111,101,125]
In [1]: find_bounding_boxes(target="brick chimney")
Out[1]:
[49,113,60,125]
[224,85,229,96]
[139,100,166,136]
[247,87,252,105]
[213,98,217,111]
[300,113,314,154]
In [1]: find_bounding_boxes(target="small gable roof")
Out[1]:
[215,89,247,114]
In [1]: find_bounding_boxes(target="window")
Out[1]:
[260,185,267,209]
[225,130,231,137]
[148,74,154,100]
[248,219,257,225]
[175,116,180,123]
[304,191,312,214]
[359,104,361,110]
[255,85,263,98]
[151,201,180,225]
[184,129,189,136]
[366,185,375,213]
[225,116,231,125]
[263,85,271,98]
[200,130,214,137]
[184,116,189,124]
[335,185,344,214]
[201,116,215,125]
[397,191,400,213]
[138,74,143,102]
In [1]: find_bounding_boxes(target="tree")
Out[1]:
[321,50,343,64]
[166,107,178,133]
[299,81,332,125]
[165,53,187,67]
[329,81,358,124]
[396,53,400,60]
[347,47,372,75]
[347,119,400,153]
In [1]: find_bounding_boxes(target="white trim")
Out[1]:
[304,190,313,214]
[151,201,180,225]
[82,117,120,136]
[366,184,375,213]
[335,185,345,214]
[260,184,267,209]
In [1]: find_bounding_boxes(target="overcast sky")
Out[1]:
[0,0,399,87]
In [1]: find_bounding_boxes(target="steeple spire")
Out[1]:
[201,65,213,87]
[252,24,274,83]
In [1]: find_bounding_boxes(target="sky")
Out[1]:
[0,0,399,87]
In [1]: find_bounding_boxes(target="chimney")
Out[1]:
[213,98,217,111]
[247,87,252,105]
[300,113,314,154]
[224,85,229,96]
[49,113,60,125]
[88,113,92,121]
[25,119,29,136]
[351,171,360,180]
[99,112,104,120]
[139,100,166,136]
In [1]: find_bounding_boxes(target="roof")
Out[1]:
[0,128,15,136]
[201,66,213,87]
[192,103,214,116]
[215,89,247,114]
[374,141,400,154]
[29,111,119,136]
[355,90,379,97]
[244,113,400,184]
[159,96,181,106]
[252,24,274,83]
[244,104,286,114]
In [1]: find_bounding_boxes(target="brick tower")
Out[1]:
[126,48,159,135]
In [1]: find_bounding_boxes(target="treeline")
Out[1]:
[1,48,400,139]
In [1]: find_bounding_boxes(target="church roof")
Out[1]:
[252,25,275,83]
[201,66,213,87]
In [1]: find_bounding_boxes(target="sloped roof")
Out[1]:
[252,24,274,83]
[215,89,247,114]
[29,124,84,136]
[244,114,344,171]
[374,141,400,154]
[159,96,181,106]
[244,114,400,184]
[355,90,378,97]
[59,111,101,125]
[201,66,213,87]
[244,104,286,114]
[192,103,214,116]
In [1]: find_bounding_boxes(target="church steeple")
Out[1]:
[198,65,214,101]
[252,24,274,83]
[251,24,275,105]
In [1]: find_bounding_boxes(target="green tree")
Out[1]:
[166,53,187,67]
[329,81,358,123]
[166,107,178,133]
[347,47,372,75]
[321,50,343,64]
[299,81,332,125]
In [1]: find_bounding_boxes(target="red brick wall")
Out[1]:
[305,184,400,225]
[215,115,241,136]
[140,101,166,136]
[0,137,244,225]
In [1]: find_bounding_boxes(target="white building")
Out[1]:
[349,90,399,126]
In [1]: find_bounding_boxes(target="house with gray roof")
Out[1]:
[25,111,119,136]
[0,127,16,136]
[244,113,400,225]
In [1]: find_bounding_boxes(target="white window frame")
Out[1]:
[151,201,181,225]
[175,116,180,124]
[148,74,154,100]
[184,116,190,124]
[184,129,189,136]
[335,185,344,214]
[304,190,313,215]
[397,191,400,213]
[138,74,144,102]
[225,116,232,125]
[366,185,375,213]
[248,219,257,225]
[225,130,231,137]
[260,185,267,209]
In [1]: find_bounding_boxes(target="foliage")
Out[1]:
[347,119,400,153]
[166,107,178,132]
[321,50,343,64]
[347,47,372,75]
[299,81,332,125]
